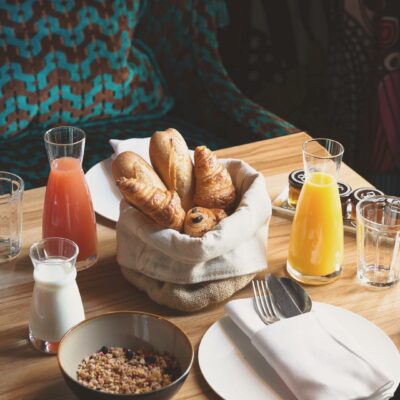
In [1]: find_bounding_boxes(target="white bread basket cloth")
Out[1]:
[112,138,271,311]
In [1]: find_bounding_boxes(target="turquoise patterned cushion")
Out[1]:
[0,0,173,138]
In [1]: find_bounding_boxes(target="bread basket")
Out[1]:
[116,155,271,311]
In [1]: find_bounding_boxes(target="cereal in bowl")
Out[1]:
[76,346,180,395]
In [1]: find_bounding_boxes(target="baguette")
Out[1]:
[149,128,194,211]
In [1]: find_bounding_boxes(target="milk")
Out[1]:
[29,258,85,343]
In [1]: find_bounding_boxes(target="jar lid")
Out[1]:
[288,169,305,189]
[350,187,384,203]
[338,182,352,200]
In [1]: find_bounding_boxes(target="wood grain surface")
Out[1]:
[0,132,399,400]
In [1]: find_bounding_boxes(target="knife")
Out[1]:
[265,274,312,318]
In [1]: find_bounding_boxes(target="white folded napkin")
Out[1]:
[110,137,195,163]
[225,298,394,400]
[110,137,152,163]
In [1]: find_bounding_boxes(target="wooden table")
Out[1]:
[1,132,399,399]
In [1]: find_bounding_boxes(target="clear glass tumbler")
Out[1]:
[43,126,97,270]
[0,172,24,262]
[287,138,344,285]
[357,195,400,288]
[29,237,85,354]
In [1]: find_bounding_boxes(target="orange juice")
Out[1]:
[287,172,343,278]
[43,157,97,263]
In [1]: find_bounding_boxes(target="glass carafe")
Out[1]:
[29,238,85,354]
[287,138,344,285]
[43,126,97,270]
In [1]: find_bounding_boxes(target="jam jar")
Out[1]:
[350,187,384,220]
[288,169,305,208]
[337,182,352,219]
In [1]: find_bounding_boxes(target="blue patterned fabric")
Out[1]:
[1,0,299,189]
[0,116,226,189]
[0,0,173,138]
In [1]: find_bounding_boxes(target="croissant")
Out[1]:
[116,177,185,231]
[193,146,236,211]
[112,151,166,190]
[184,207,227,237]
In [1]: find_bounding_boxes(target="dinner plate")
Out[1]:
[86,158,121,222]
[198,302,400,400]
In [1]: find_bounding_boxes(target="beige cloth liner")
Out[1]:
[113,138,271,311]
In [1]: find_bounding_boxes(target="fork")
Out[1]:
[251,280,280,325]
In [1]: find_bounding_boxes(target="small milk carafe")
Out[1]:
[29,238,85,354]
[287,138,344,285]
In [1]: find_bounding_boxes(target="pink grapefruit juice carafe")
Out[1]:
[43,126,97,270]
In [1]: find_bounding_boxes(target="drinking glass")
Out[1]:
[0,172,24,262]
[357,195,400,288]
[287,138,344,285]
[29,237,85,354]
[43,126,97,270]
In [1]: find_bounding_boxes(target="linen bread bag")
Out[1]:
[112,130,271,311]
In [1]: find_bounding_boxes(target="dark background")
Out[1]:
[218,0,400,195]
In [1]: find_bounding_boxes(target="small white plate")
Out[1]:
[198,302,400,400]
[86,158,121,222]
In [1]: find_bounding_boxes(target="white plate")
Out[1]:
[85,146,195,223]
[198,302,400,400]
[86,159,121,222]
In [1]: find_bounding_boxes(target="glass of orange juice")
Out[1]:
[43,127,97,271]
[287,138,344,285]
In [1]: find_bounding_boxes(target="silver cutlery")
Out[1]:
[265,274,312,318]
[252,276,312,324]
[251,280,280,325]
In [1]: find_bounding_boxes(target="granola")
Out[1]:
[76,346,180,395]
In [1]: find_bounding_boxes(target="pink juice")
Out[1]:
[43,157,97,262]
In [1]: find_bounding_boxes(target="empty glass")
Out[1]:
[0,172,24,262]
[357,195,400,288]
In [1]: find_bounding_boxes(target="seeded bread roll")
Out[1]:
[183,207,227,237]
[112,151,166,190]
[149,128,194,211]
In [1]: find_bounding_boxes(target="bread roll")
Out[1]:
[211,208,229,222]
[184,207,227,237]
[116,177,185,231]
[193,146,236,211]
[112,151,166,190]
[149,128,194,211]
